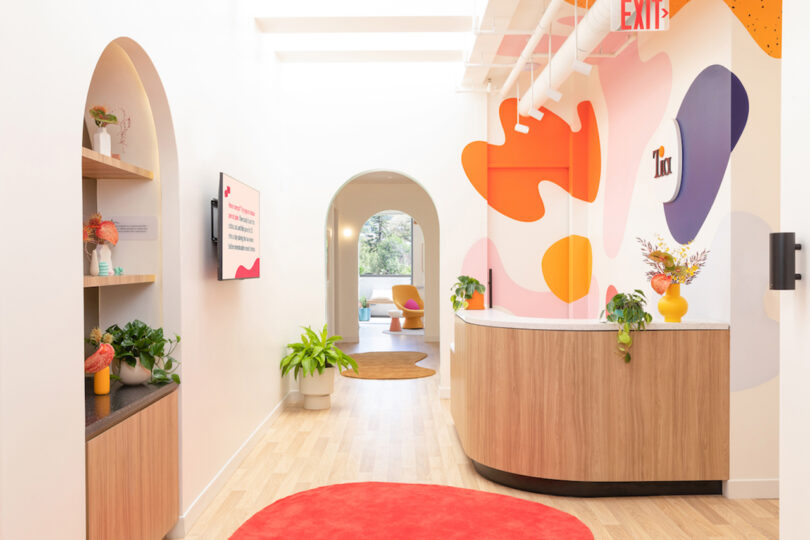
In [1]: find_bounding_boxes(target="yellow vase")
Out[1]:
[658,283,688,323]
[94,366,110,395]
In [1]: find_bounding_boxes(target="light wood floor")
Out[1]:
[182,321,779,539]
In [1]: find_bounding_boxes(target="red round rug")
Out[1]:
[230,482,593,539]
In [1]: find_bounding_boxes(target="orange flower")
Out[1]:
[96,220,118,245]
[651,273,672,295]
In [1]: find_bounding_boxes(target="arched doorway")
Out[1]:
[325,170,440,346]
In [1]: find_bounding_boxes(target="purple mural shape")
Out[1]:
[664,65,749,243]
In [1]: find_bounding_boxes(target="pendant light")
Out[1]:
[514,78,530,134]
[572,0,593,76]
[546,19,562,102]
[528,60,544,122]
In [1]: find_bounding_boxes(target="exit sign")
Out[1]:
[611,0,670,32]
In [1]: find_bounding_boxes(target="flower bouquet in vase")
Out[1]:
[638,236,709,322]
[83,213,119,276]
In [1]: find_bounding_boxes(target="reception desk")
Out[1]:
[452,310,729,497]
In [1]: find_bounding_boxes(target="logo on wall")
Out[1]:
[611,0,670,32]
[648,119,682,203]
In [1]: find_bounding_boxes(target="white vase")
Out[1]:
[89,249,100,276]
[96,244,113,276]
[299,367,335,410]
[119,359,152,385]
[92,126,112,156]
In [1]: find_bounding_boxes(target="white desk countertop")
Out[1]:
[455,308,729,331]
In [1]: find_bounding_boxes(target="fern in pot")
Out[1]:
[281,325,358,410]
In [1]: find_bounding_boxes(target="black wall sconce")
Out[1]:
[770,232,802,290]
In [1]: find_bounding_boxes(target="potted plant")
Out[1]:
[358,296,371,321]
[104,320,181,385]
[89,105,118,156]
[638,236,709,322]
[601,290,653,363]
[451,275,486,311]
[280,325,358,410]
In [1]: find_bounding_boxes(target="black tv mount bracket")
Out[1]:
[210,199,219,244]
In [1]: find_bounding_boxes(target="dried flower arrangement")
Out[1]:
[83,213,118,258]
[89,105,118,128]
[637,236,709,294]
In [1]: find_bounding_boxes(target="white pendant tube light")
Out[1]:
[528,60,544,122]
[514,78,530,134]
[572,0,593,76]
[498,0,565,100]
[517,0,611,116]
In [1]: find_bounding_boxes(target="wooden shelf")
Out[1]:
[81,147,154,180]
[84,274,156,288]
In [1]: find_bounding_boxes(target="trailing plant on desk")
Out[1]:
[450,275,486,311]
[601,290,653,363]
[104,320,181,384]
[280,325,358,379]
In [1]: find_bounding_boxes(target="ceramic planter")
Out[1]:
[119,358,152,385]
[92,125,112,156]
[359,307,371,321]
[299,367,335,410]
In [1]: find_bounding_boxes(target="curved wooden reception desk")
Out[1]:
[452,310,729,497]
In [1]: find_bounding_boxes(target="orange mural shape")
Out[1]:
[542,235,593,304]
[461,98,601,223]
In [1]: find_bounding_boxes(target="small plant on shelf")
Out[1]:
[450,275,486,311]
[89,105,118,128]
[104,320,181,384]
[601,290,653,363]
[280,325,358,380]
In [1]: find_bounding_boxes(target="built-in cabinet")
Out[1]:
[86,391,178,540]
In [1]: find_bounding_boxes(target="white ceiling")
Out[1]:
[254,0,612,91]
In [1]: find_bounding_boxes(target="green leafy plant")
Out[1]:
[280,325,359,379]
[359,296,369,309]
[450,275,486,311]
[601,290,653,363]
[89,105,118,128]
[104,320,181,384]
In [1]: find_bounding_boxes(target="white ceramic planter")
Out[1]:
[299,367,335,410]
[92,126,112,156]
[119,359,152,385]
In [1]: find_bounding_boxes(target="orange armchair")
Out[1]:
[392,285,424,329]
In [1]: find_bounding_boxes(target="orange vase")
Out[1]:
[466,290,485,310]
[94,366,110,395]
[658,283,688,322]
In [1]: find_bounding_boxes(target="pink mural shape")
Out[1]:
[462,238,599,319]
[598,41,672,257]
[605,285,618,309]
[235,258,260,279]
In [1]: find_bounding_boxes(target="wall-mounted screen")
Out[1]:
[218,172,260,280]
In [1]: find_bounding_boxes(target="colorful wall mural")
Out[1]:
[459,0,781,489]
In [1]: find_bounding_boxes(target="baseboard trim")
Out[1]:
[439,385,450,400]
[723,478,779,499]
[166,391,297,538]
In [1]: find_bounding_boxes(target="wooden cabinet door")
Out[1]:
[86,413,143,540]
[87,391,179,540]
[138,392,179,539]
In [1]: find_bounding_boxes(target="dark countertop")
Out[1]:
[85,378,178,441]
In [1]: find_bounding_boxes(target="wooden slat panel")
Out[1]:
[83,274,156,288]
[139,391,179,539]
[87,413,143,540]
[453,321,729,482]
[81,147,154,180]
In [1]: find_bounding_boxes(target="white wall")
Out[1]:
[0,1,289,537]
[780,0,810,535]
[277,61,486,395]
